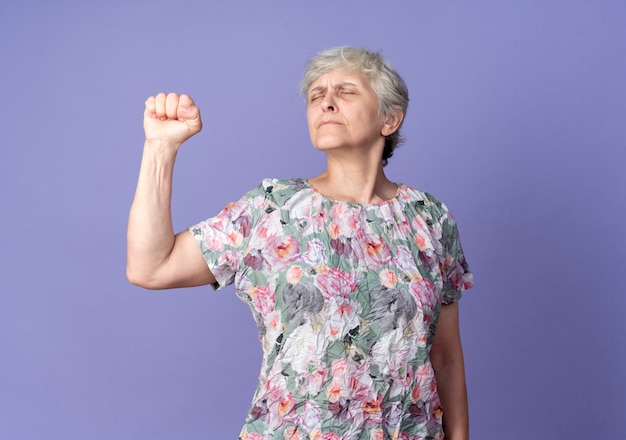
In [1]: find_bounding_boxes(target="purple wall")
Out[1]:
[1,1,624,438]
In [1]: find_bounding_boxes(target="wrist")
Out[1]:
[142,139,180,162]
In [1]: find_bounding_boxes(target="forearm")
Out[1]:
[435,356,469,440]
[126,140,179,285]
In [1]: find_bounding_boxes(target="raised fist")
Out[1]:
[144,93,202,146]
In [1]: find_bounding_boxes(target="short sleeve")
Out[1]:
[187,184,268,290]
[438,205,474,304]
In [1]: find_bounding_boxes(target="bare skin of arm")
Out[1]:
[430,302,469,440]
[126,92,215,289]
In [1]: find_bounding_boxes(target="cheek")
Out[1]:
[306,110,314,128]
[306,122,317,144]
[306,111,319,136]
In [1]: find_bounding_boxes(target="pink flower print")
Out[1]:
[286,265,304,284]
[282,426,299,440]
[261,310,283,355]
[409,278,439,312]
[248,400,269,422]
[202,232,225,252]
[277,392,296,416]
[411,363,437,404]
[411,214,427,231]
[308,208,327,231]
[261,367,287,399]
[303,361,328,396]
[326,378,342,403]
[240,430,266,440]
[390,245,420,281]
[413,230,431,252]
[444,257,474,293]
[327,204,359,238]
[220,250,238,265]
[328,203,347,219]
[416,252,438,278]
[273,236,298,260]
[263,235,300,271]
[383,401,403,436]
[285,195,314,226]
[327,399,366,429]
[330,356,350,376]
[213,251,240,282]
[379,269,397,288]
[426,218,443,255]
[233,214,252,237]
[280,323,325,375]
[256,214,286,241]
[227,230,244,247]
[328,398,349,420]
[408,401,428,423]
[309,429,323,440]
[315,267,358,300]
[360,234,392,268]
[370,330,418,379]
[219,200,238,215]
[330,237,354,258]
[249,285,275,315]
[329,203,357,223]
[322,434,340,440]
[363,393,383,416]
[300,400,323,432]
[243,249,265,270]
[323,297,359,341]
[328,358,375,404]
[387,363,420,401]
[265,390,296,429]
[328,358,351,399]
[395,214,413,236]
[463,270,474,290]
[368,428,384,440]
[301,239,327,266]
[327,221,341,240]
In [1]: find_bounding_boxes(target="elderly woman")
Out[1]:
[127,47,474,439]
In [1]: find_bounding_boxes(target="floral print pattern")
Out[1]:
[188,178,473,439]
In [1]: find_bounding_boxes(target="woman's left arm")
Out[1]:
[430,302,469,440]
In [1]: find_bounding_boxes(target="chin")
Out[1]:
[311,137,347,152]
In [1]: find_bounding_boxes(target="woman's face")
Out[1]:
[306,69,393,156]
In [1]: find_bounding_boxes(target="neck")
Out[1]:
[309,153,397,204]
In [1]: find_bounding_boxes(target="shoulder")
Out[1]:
[398,184,454,225]
[257,177,311,205]
[233,178,304,202]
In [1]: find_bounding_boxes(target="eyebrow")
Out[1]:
[309,81,359,95]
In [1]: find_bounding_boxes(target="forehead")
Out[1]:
[308,69,371,92]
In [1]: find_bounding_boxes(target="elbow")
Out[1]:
[430,341,465,374]
[126,265,161,290]
[430,343,466,376]
[126,265,147,288]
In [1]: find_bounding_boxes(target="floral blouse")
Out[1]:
[188,178,473,440]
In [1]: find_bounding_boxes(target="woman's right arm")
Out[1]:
[126,92,216,289]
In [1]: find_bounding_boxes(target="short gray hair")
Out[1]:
[301,47,409,166]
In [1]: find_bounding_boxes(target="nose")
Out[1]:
[321,93,337,112]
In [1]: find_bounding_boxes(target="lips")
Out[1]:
[318,119,342,128]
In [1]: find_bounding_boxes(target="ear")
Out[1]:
[381,109,404,137]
